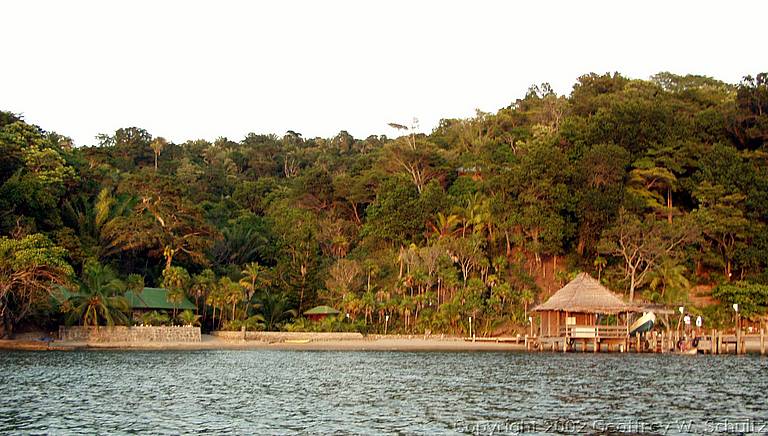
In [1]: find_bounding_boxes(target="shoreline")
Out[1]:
[3,334,765,353]
[0,335,527,352]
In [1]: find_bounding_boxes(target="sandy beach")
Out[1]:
[1,335,527,352]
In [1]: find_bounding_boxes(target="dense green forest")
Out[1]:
[1,72,767,337]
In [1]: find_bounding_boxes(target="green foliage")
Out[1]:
[712,281,768,318]
[257,292,297,331]
[64,261,130,327]
[162,266,191,317]
[177,309,201,327]
[2,71,768,334]
[0,234,73,335]
[137,310,171,326]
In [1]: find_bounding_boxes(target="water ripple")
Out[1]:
[0,351,766,434]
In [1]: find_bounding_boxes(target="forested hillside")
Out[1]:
[2,72,767,336]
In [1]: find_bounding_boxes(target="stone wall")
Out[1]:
[211,331,364,342]
[59,326,201,343]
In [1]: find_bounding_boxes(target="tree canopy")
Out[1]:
[1,70,767,335]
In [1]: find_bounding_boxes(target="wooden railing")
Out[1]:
[559,325,628,339]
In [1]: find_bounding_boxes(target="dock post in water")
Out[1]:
[711,329,716,355]
[660,331,665,354]
[717,331,722,355]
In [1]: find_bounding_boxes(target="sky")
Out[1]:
[2,0,766,146]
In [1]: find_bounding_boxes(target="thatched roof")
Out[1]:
[532,273,641,314]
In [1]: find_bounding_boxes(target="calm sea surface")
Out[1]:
[0,350,766,435]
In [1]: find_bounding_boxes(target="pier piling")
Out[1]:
[717,331,722,355]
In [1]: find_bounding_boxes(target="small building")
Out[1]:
[124,287,197,313]
[532,273,642,351]
[303,305,341,321]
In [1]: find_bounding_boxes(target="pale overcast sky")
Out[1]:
[2,0,766,146]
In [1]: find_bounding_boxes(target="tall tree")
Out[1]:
[150,137,168,171]
[0,234,73,336]
[598,210,699,301]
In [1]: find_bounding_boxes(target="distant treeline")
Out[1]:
[1,71,767,336]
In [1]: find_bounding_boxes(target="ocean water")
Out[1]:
[0,350,766,435]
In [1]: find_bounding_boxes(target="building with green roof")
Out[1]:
[303,305,340,321]
[124,287,197,312]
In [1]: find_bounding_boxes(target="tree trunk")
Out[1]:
[667,187,672,223]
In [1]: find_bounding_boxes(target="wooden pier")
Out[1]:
[524,328,767,355]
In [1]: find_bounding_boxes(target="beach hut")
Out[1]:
[303,305,341,321]
[532,273,642,351]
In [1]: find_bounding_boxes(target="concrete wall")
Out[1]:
[59,326,201,343]
[211,331,364,342]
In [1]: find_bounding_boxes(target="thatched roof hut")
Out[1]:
[533,273,641,340]
[533,273,638,314]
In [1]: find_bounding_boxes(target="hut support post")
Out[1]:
[717,331,722,355]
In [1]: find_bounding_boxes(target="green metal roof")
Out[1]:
[303,305,340,315]
[124,288,197,311]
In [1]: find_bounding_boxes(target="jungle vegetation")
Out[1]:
[1,72,767,337]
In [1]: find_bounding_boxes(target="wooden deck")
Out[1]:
[559,325,628,339]
[526,328,767,354]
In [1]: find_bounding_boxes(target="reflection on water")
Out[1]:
[0,351,766,434]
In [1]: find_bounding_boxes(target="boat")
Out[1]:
[283,339,311,344]
[629,312,656,335]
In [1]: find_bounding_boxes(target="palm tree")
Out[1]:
[239,262,270,315]
[162,266,190,319]
[360,291,377,325]
[150,137,167,171]
[138,310,170,326]
[177,309,201,327]
[258,292,297,331]
[126,273,144,294]
[166,287,186,321]
[65,262,130,326]
[221,278,245,322]
[593,256,607,280]
[427,212,460,241]
[205,285,225,330]
[519,288,534,320]
[61,188,137,262]
[647,258,690,303]
[190,269,215,312]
